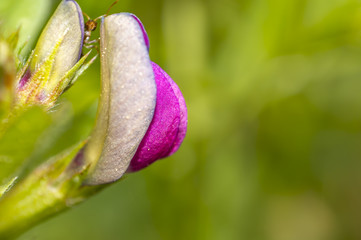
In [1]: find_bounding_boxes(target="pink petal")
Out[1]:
[128,62,187,171]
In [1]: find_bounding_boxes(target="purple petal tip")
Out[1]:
[128,62,187,172]
[129,14,150,50]
[18,69,31,90]
[71,0,84,59]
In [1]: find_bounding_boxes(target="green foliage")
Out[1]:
[0,107,52,186]
[0,140,99,240]
[0,0,52,57]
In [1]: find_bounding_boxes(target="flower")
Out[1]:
[3,1,187,185]
[15,0,93,109]
[84,13,187,184]
[0,2,187,236]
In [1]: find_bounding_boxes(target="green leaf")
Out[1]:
[0,107,52,185]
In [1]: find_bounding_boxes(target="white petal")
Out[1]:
[84,13,156,185]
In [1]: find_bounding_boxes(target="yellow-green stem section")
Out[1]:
[0,173,70,239]
[0,142,104,239]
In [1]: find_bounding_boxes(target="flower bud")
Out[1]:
[84,13,187,184]
[84,13,187,185]
[122,14,188,171]
[84,13,157,185]
[15,0,88,108]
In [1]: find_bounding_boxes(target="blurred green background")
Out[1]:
[2,0,361,239]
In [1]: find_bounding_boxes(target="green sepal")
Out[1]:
[15,50,33,83]
[50,51,97,100]
[0,177,16,198]
[68,53,98,86]
[15,38,96,109]
[15,33,64,107]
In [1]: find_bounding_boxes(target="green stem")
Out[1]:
[0,142,104,239]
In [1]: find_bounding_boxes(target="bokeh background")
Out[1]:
[2,0,361,239]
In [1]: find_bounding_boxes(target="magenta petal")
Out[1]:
[166,66,188,155]
[18,69,31,90]
[128,62,187,172]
